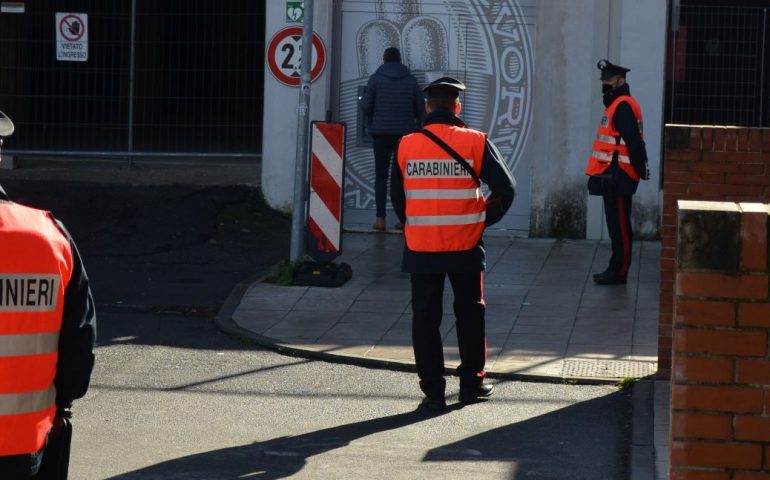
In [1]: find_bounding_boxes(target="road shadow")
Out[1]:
[106,390,630,480]
[106,407,444,480]
[424,389,631,479]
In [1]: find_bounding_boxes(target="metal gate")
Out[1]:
[0,0,265,157]
[666,4,769,127]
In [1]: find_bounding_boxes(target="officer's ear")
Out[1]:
[425,101,432,114]
[454,101,462,115]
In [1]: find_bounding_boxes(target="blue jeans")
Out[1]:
[372,135,401,218]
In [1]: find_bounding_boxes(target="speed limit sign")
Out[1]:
[267,26,327,87]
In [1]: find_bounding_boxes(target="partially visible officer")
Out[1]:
[0,110,96,479]
[391,77,515,412]
[360,46,424,231]
[586,59,650,285]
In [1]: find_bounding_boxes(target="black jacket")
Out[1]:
[390,111,516,273]
[598,83,649,195]
[360,61,424,136]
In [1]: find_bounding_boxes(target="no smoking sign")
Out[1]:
[267,27,326,87]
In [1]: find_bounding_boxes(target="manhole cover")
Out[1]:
[562,359,656,379]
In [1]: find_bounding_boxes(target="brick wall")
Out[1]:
[670,201,770,479]
[660,126,770,379]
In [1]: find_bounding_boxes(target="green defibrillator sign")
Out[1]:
[286,2,303,23]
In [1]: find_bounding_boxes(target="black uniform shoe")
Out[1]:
[593,268,611,280]
[594,274,627,285]
[417,397,448,413]
[459,382,494,404]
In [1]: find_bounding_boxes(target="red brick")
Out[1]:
[736,359,770,385]
[702,150,729,162]
[738,128,750,151]
[674,357,734,383]
[738,303,770,328]
[688,183,764,196]
[763,129,770,153]
[676,300,735,327]
[668,171,699,183]
[735,415,770,441]
[726,129,739,151]
[748,129,763,152]
[734,472,770,480]
[766,444,770,468]
[701,172,726,184]
[741,211,768,271]
[662,257,676,272]
[692,162,741,174]
[676,272,768,300]
[766,391,770,414]
[690,127,703,149]
[670,469,730,480]
[670,440,762,469]
[671,412,733,439]
[666,183,692,195]
[727,174,770,185]
[667,150,702,162]
[713,128,726,152]
[672,385,764,413]
[737,162,765,174]
[674,328,766,356]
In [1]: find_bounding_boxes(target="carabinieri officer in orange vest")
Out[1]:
[586,60,650,285]
[390,77,515,412]
[0,111,96,479]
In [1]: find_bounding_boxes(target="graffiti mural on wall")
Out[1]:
[339,0,535,211]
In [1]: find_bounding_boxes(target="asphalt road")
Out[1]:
[0,166,631,479]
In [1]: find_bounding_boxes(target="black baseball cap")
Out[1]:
[422,76,466,99]
[597,59,630,80]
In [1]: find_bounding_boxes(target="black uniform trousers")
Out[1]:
[603,191,633,277]
[410,271,486,399]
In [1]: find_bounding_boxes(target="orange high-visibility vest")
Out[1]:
[586,95,644,182]
[397,123,486,252]
[0,202,72,456]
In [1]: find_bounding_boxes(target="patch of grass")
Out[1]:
[616,377,637,390]
[271,255,314,286]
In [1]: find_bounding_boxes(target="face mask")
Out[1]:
[602,84,612,94]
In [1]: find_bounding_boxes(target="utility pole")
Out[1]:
[289,0,314,261]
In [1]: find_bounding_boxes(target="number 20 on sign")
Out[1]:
[266,27,326,87]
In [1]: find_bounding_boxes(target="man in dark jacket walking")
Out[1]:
[360,47,424,231]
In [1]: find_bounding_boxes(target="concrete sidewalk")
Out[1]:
[225,232,660,383]
[219,231,667,479]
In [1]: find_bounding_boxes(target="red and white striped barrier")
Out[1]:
[307,121,346,261]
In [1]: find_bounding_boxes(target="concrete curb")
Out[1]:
[630,379,655,480]
[214,275,620,386]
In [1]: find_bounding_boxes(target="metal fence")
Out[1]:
[666,4,769,127]
[0,1,265,157]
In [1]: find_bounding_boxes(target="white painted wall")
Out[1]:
[528,0,667,238]
[262,1,334,212]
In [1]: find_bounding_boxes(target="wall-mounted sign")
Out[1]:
[266,26,326,87]
[55,12,88,62]
[286,2,303,23]
[0,2,25,13]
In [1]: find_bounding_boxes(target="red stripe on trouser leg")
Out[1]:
[616,193,631,276]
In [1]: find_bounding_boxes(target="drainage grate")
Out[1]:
[562,359,656,379]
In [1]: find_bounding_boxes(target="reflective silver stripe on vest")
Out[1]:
[591,150,631,165]
[0,385,56,415]
[0,274,60,312]
[597,133,625,145]
[405,188,481,200]
[0,331,60,357]
[406,212,486,226]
